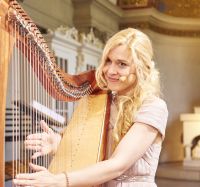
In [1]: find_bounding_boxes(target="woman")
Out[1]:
[13,28,168,187]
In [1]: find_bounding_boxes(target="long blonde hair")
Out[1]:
[96,28,161,146]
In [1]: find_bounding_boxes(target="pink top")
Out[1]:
[103,96,168,187]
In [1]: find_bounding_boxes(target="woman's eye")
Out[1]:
[105,60,111,65]
[119,62,127,67]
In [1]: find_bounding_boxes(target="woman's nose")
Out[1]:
[107,63,118,75]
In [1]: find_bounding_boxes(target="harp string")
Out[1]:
[23,23,28,173]
[46,50,49,169]
[60,57,64,169]
[17,21,21,175]
[27,29,30,173]
[23,25,25,172]
[17,22,19,174]
[20,20,24,174]
[16,20,19,176]
[44,54,48,168]
[33,41,38,165]
[19,21,21,175]
[12,20,15,176]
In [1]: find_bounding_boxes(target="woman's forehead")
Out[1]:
[107,45,132,60]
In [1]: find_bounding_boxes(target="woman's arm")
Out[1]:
[61,122,159,186]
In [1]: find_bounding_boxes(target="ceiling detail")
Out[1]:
[120,21,200,38]
[149,23,200,37]
[154,0,200,18]
[117,0,200,18]
[118,0,152,9]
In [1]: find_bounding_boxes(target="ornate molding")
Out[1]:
[118,0,152,9]
[48,26,104,48]
[118,0,200,18]
[118,6,200,38]
[154,0,200,18]
[120,21,200,38]
[48,25,79,41]
[149,23,200,37]
[80,28,104,49]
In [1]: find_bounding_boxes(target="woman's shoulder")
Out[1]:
[134,96,168,139]
[141,96,168,113]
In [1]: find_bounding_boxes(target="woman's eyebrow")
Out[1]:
[116,59,130,64]
[105,57,111,61]
[105,57,130,64]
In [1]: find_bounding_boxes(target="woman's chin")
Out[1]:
[107,85,119,92]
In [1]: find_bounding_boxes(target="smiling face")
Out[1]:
[102,44,137,95]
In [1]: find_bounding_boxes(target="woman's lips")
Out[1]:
[106,76,119,82]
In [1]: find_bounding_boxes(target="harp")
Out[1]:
[0,0,110,186]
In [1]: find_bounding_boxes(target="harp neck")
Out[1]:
[4,0,100,101]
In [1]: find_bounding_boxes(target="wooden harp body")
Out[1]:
[0,0,110,186]
[49,93,110,173]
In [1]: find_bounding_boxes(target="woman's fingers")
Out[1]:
[40,120,54,134]
[13,170,49,187]
[27,133,43,140]
[29,163,47,172]
[25,145,42,151]
[26,132,49,143]
[13,171,44,186]
[13,178,33,186]
[25,140,42,146]
[31,152,43,159]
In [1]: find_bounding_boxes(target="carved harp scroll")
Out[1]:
[0,0,110,186]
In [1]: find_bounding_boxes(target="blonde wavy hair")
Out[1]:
[96,28,161,147]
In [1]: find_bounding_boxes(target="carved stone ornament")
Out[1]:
[48,26,104,48]
[80,28,104,49]
[48,25,79,41]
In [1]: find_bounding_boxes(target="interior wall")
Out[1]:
[147,30,200,162]
[19,0,74,29]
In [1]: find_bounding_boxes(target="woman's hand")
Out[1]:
[13,163,66,187]
[25,120,61,159]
